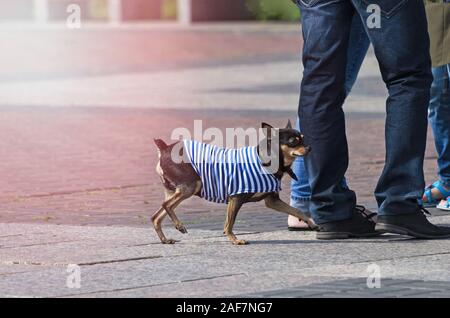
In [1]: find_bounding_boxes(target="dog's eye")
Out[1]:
[288,137,300,145]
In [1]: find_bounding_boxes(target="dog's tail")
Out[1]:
[154,139,169,151]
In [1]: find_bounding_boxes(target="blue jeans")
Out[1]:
[293,0,432,224]
[291,11,370,214]
[429,64,450,189]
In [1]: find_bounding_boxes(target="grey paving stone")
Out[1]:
[241,278,450,298]
[2,222,450,297]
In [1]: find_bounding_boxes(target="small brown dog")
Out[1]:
[152,121,317,245]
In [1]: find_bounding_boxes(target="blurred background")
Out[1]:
[0,0,300,23]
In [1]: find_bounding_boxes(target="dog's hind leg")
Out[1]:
[151,189,173,221]
[162,183,199,233]
[152,189,177,244]
[152,182,199,244]
[152,209,178,244]
[163,192,188,234]
[224,196,247,245]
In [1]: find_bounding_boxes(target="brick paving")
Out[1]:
[0,107,438,230]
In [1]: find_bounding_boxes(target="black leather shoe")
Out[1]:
[316,205,381,240]
[375,208,450,239]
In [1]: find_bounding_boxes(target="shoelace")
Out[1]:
[355,205,377,223]
[420,206,432,216]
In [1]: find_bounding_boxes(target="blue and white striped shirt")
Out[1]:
[183,140,281,204]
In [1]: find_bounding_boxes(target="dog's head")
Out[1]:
[259,121,310,179]
[261,120,310,159]
[279,120,311,158]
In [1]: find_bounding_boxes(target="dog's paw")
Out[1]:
[162,239,177,244]
[176,223,188,234]
[232,239,248,246]
[306,219,319,231]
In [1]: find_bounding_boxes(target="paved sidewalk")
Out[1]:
[0,23,448,298]
[1,214,450,298]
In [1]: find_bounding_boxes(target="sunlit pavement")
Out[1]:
[0,23,449,297]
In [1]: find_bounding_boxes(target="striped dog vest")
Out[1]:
[183,140,281,204]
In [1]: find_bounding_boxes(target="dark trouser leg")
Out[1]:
[298,0,356,224]
[351,0,433,215]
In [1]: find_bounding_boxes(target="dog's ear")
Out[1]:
[286,119,292,129]
[261,122,274,140]
[260,122,274,159]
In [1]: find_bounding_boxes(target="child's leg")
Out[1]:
[425,64,450,202]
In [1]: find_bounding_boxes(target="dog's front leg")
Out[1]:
[224,196,247,245]
[264,193,317,230]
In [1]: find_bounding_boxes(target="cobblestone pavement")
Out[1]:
[0,23,448,298]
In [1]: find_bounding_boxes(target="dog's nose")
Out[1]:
[306,146,312,152]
